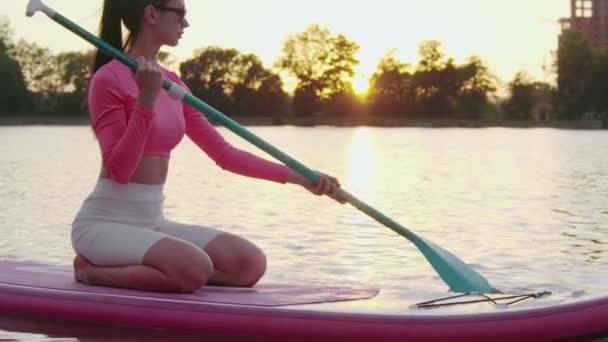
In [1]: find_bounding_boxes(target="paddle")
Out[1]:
[26,0,495,293]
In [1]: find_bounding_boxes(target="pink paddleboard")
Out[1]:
[0,259,607,341]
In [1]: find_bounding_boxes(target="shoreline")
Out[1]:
[0,115,604,129]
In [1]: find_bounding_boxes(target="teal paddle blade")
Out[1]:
[414,238,493,293]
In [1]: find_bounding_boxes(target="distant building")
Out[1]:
[559,0,608,50]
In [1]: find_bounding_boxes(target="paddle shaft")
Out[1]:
[26,0,494,293]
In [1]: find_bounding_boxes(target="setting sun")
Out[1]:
[352,75,370,94]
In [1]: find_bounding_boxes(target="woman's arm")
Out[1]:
[176,75,344,202]
[183,106,289,183]
[88,59,162,184]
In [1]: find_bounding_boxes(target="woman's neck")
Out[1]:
[126,34,161,62]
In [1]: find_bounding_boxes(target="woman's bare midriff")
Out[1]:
[100,156,170,185]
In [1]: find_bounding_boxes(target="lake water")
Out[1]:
[1,125,607,341]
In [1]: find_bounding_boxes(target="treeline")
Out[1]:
[504,29,608,121]
[1,18,91,116]
[1,17,606,121]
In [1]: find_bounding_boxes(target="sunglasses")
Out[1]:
[156,6,187,21]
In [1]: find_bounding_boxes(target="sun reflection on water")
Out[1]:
[345,127,375,190]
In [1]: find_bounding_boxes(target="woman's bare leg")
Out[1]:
[74,237,214,293]
[203,233,267,287]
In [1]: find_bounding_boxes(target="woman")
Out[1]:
[72,0,345,293]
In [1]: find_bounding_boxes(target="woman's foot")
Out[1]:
[73,254,91,284]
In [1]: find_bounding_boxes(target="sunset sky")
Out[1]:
[4,0,570,92]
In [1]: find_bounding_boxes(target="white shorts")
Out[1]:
[71,178,223,266]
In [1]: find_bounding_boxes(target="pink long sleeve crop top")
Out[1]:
[88,59,289,184]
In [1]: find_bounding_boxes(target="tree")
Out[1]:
[504,72,553,120]
[275,24,360,115]
[504,72,535,119]
[11,40,62,95]
[455,56,497,118]
[180,47,286,117]
[0,17,29,114]
[0,42,29,114]
[589,50,608,116]
[555,30,594,119]
[411,41,497,118]
[417,40,450,72]
[53,50,94,114]
[368,50,417,117]
[56,50,94,93]
[0,16,14,51]
[233,65,287,117]
[292,86,320,117]
[11,44,93,115]
[414,40,459,117]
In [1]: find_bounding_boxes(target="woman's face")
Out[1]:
[153,0,189,47]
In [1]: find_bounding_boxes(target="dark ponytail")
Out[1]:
[92,0,169,74]
[93,0,124,73]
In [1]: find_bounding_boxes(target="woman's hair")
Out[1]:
[93,0,169,73]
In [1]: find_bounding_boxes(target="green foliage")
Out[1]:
[504,72,536,119]
[552,29,608,121]
[56,50,94,95]
[589,50,608,115]
[275,24,360,115]
[503,72,553,120]
[19,48,93,115]
[292,86,321,117]
[180,46,286,117]
[0,48,29,114]
[456,56,498,118]
[368,46,497,118]
[555,30,594,119]
[0,18,94,116]
[11,40,71,98]
[0,16,14,52]
[56,50,94,115]
[415,41,460,117]
[368,50,417,117]
[0,17,29,115]
[417,40,451,72]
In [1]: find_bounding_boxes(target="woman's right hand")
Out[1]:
[134,56,162,110]
[286,169,347,204]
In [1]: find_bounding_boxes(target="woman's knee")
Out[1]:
[227,236,267,287]
[239,247,267,287]
[144,237,214,292]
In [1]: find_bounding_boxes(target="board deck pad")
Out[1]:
[0,260,379,307]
